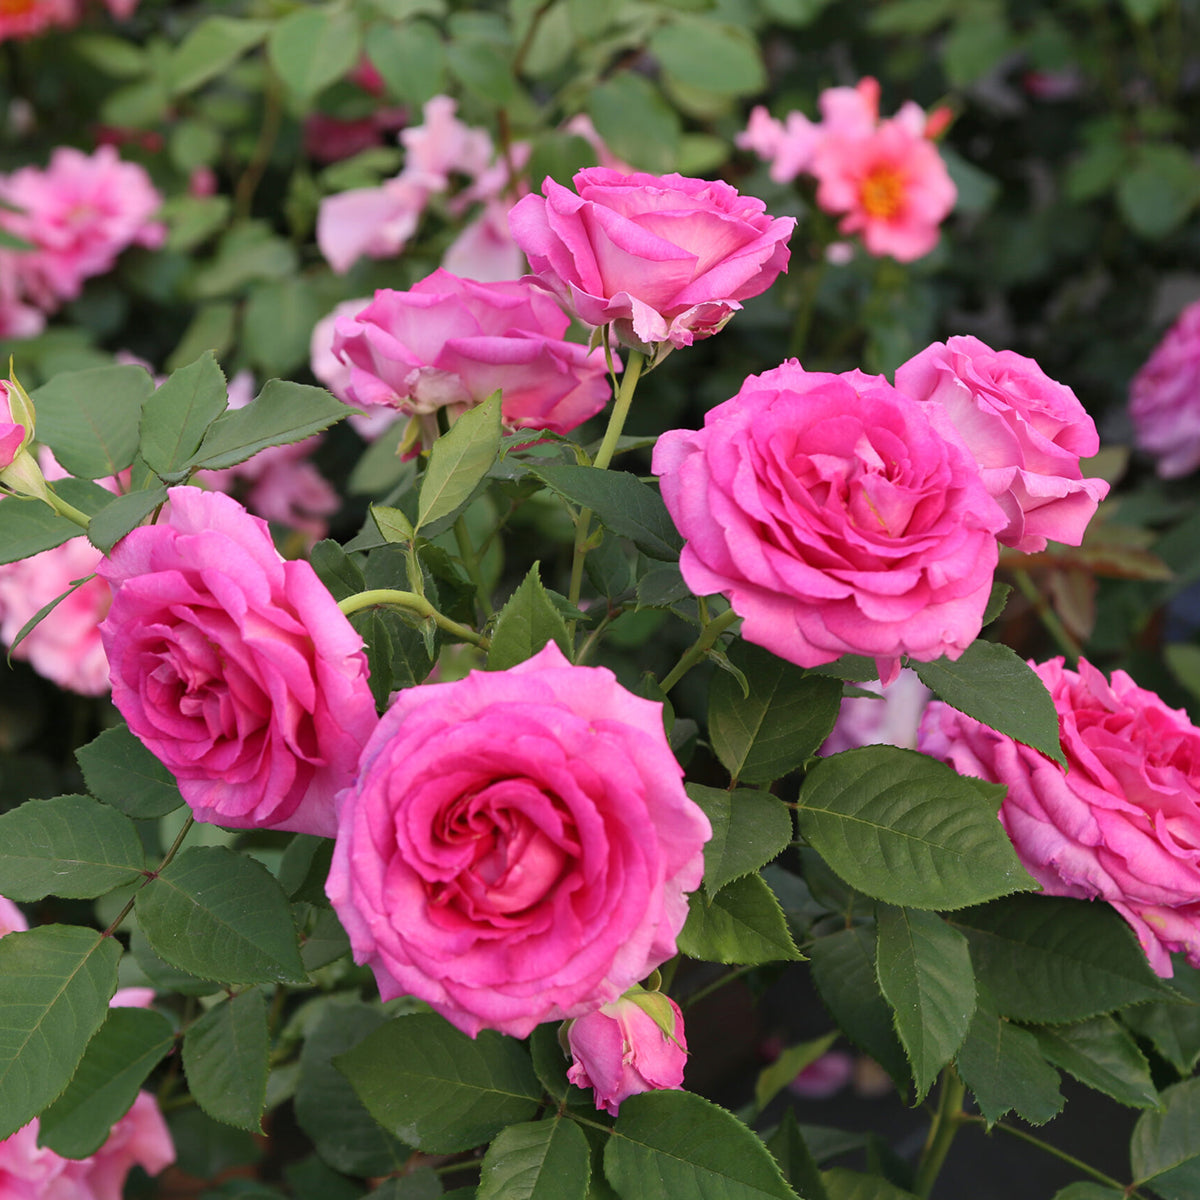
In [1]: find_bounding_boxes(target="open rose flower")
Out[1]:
[653,360,1007,685]
[326,641,711,1038]
[97,486,377,838]
[1130,299,1200,479]
[896,336,1109,552]
[332,268,613,450]
[919,657,1200,977]
[509,167,795,354]
[566,989,688,1115]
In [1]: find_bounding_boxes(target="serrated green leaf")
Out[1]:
[39,1006,174,1157]
[1035,1015,1158,1108]
[416,391,502,535]
[875,905,975,1102]
[296,1001,410,1177]
[913,640,1065,766]
[139,351,228,478]
[1132,1077,1200,1198]
[686,784,793,894]
[170,16,271,95]
[136,847,307,985]
[366,18,446,106]
[1121,992,1200,1078]
[0,499,82,565]
[446,35,514,105]
[677,873,801,965]
[269,7,362,100]
[0,795,145,901]
[487,562,572,670]
[336,1013,541,1154]
[797,746,1036,910]
[587,72,681,174]
[765,1108,831,1200]
[530,463,683,561]
[32,364,154,479]
[76,723,184,819]
[0,925,120,1138]
[951,895,1169,1023]
[309,539,367,603]
[190,380,349,471]
[478,1117,591,1200]
[956,989,1063,1127]
[603,1090,799,1200]
[822,1168,920,1200]
[183,989,269,1132]
[709,644,843,784]
[648,16,764,94]
[86,484,169,554]
[754,1032,838,1115]
[1051,1185,1126,1200]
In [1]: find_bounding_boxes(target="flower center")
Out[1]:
[859,166,905,219]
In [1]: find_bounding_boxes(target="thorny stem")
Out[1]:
[681,964,756,1010]
[338,588,490,650]
[658,607,740,694]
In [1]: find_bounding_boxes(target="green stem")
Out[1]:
[1011,567,1080,667]
[454,514,493,619]
[681,964,755,1010]
[967,1116,1148,1197]
[913,1069,966,1199]
[338,588,489,650]
[658,607,740,694]
[103,816,195,939]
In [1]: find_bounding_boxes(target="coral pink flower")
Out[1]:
[316,176,427,275]
[0,146,163,307]
[653,360,1007,685]
[332,268,613,448]
[97,487,378,838]
[736,106,820,184]
[897,336,1109,552]
[326,642,711,1038]
[0,0,76,42]
[510,167,795,353]
[566,991,688,1115]
[920,657,1200,978]
[810,115,956,262]
[1130,299,1200,478]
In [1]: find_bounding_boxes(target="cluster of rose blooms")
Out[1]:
[738,76,957,262]
[4,149,1200,1154]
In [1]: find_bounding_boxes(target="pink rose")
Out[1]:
[896,336,1109,553]
[0,379,28,468]
[653,360,1007,685]
[509,167,795,353]
[326,642,711,1038]
[566,990,688,1115]
[332,268,613,449]
[316,176,427,274]
[1130,299,1200,478]
[0,894,25,935]
[919,657,1200,977]
[97,487,378,838]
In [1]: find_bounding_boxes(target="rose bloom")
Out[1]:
[566,990,688,1115]
[332,268,613,449]
[0,146,164,308]
[326,642,711,1038]
[0,0,76,42]
[653,360,1007,685]
[919,657,1200,977]
[896,335,1109,552]
[1130,299,1200,479]
[97,486,377,838]
[509,167,795,353]
[0,379,27,467]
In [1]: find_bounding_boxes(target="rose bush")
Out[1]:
[331,268,614,450]
[97,486,377,838]
[326,641,711,1038]
[653,359,1007,683]
[896,335,1109,552]
[565,989,688,1115]
[919,656,1200,977]
[509,167,795,353]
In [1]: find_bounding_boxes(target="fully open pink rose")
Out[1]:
[653,360,1007,684]
[332,268,613,449]
[97,487,377,838]
[566,990,688,1115]
[896,336,1109,552]
[1130,299,1200,478]
[509,167,795,353]
[919,657,1200,977]
[327,641,711,1038]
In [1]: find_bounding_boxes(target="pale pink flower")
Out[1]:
[819,668,932,756]
[0,0,76,42]
[921,657,1200,978]
[897,336,1108,552]
[1130,299,1200,478]
[400,94,493,191]
[310,298,398,440]
[316,176,428,274]
[566,991,688,1115]
[653,360,1007,685]
[442,198,526,282]
[102,0,139,18]
[736,106,820,184]
[0,145,164,307]
[98,487,378,838]
[327,642,711,1038]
